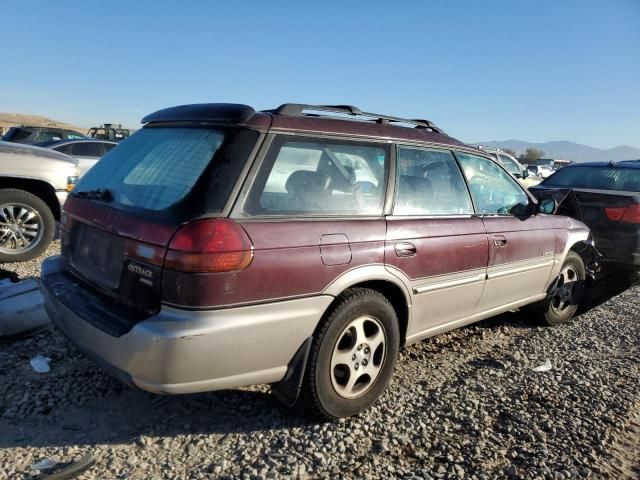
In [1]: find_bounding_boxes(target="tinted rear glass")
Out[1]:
[4,127,31,141]
[74,127,226,211]
[542,166,640,192]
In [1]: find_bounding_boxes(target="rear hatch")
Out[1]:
[60,125,260,327]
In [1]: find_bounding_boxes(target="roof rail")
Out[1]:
[266,103,446,134]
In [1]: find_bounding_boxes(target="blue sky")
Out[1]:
[2,0,638,148]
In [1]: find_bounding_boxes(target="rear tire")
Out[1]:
[301,288,399,420]
[535,251,585,326]
[0,189,55,263]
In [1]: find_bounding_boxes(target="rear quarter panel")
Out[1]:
[161,219,388,308]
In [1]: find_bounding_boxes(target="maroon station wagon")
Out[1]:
[42,103,599,419]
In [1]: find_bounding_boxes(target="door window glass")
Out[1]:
[395,147,473,215]
[456,152,529,215]
[35,131,63,142]
[54,144,74,155]
[72,142,102,157]
[246,136,388,215]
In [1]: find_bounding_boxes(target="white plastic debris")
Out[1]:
[31,458,59,470]
[532,359,553,372]
[30,354,51,373]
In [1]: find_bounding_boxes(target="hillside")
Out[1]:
[475,139,640,162]
[0,112,86,136]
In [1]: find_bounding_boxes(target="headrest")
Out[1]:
[285,170,332,195]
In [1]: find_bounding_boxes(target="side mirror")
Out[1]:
[521,169,529,178]
[538,198,558,215]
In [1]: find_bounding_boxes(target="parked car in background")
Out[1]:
[37,139,117,176]
[528,164,555,179]
[475,146,542,188]
[2,125,86,145]
[42,103,598,419]
[532,160,640,268]
[0,142,78,261]
[87,123,131,142]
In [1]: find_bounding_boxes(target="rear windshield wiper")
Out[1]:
[72,188,114,202]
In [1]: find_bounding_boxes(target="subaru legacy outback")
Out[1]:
[42,103,599,419]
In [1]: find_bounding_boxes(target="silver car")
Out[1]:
[0,142,78,261]
[38,139,117,176]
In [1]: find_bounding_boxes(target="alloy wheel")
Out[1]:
[330,315,386,399]
[549,265,579,315]
[0,203,44,255]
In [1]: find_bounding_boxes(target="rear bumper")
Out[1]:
[41,255,332,394]
[592,231,640,266]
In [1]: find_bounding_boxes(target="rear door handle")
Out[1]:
[395,242,417,257]
[493,236,507,247]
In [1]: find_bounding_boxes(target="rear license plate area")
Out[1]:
[69,223,125,290]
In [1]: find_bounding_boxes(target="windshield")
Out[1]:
[498,155,521,175]
[542,165,640,192]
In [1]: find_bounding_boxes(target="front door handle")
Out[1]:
[395,242,417,257]
[493,236,507,247]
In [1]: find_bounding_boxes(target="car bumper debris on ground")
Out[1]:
[0,242,639,479]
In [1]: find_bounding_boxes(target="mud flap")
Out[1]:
[271,337,312,407]
[0,278,50,338]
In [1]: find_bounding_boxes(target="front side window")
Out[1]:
[246,136,389,216]
[395,147,473,215]
[456,152,529,215]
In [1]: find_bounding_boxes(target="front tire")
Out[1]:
[0,189,55,263]
[301,288,400,420]
[536,251,585,326]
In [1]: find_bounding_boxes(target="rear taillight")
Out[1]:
[605,204,640,224]
[164,219,253,272]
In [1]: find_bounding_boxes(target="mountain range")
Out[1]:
[474,140,640,163]
[0,112,85,136]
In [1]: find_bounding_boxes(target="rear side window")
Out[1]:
[54,144,73,155]
[543,166,640,191]
[35,131,64,142]
[74,128,225,211]
[245,136,389,216]
[395,147,473,215]
[71,142,102,157]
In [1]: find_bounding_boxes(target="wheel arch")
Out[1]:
[322,266,412,347]
[0,177,61,220]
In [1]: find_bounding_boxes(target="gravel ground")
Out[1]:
[1,244,639,479]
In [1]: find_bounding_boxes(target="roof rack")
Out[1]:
[265,103,446,134]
